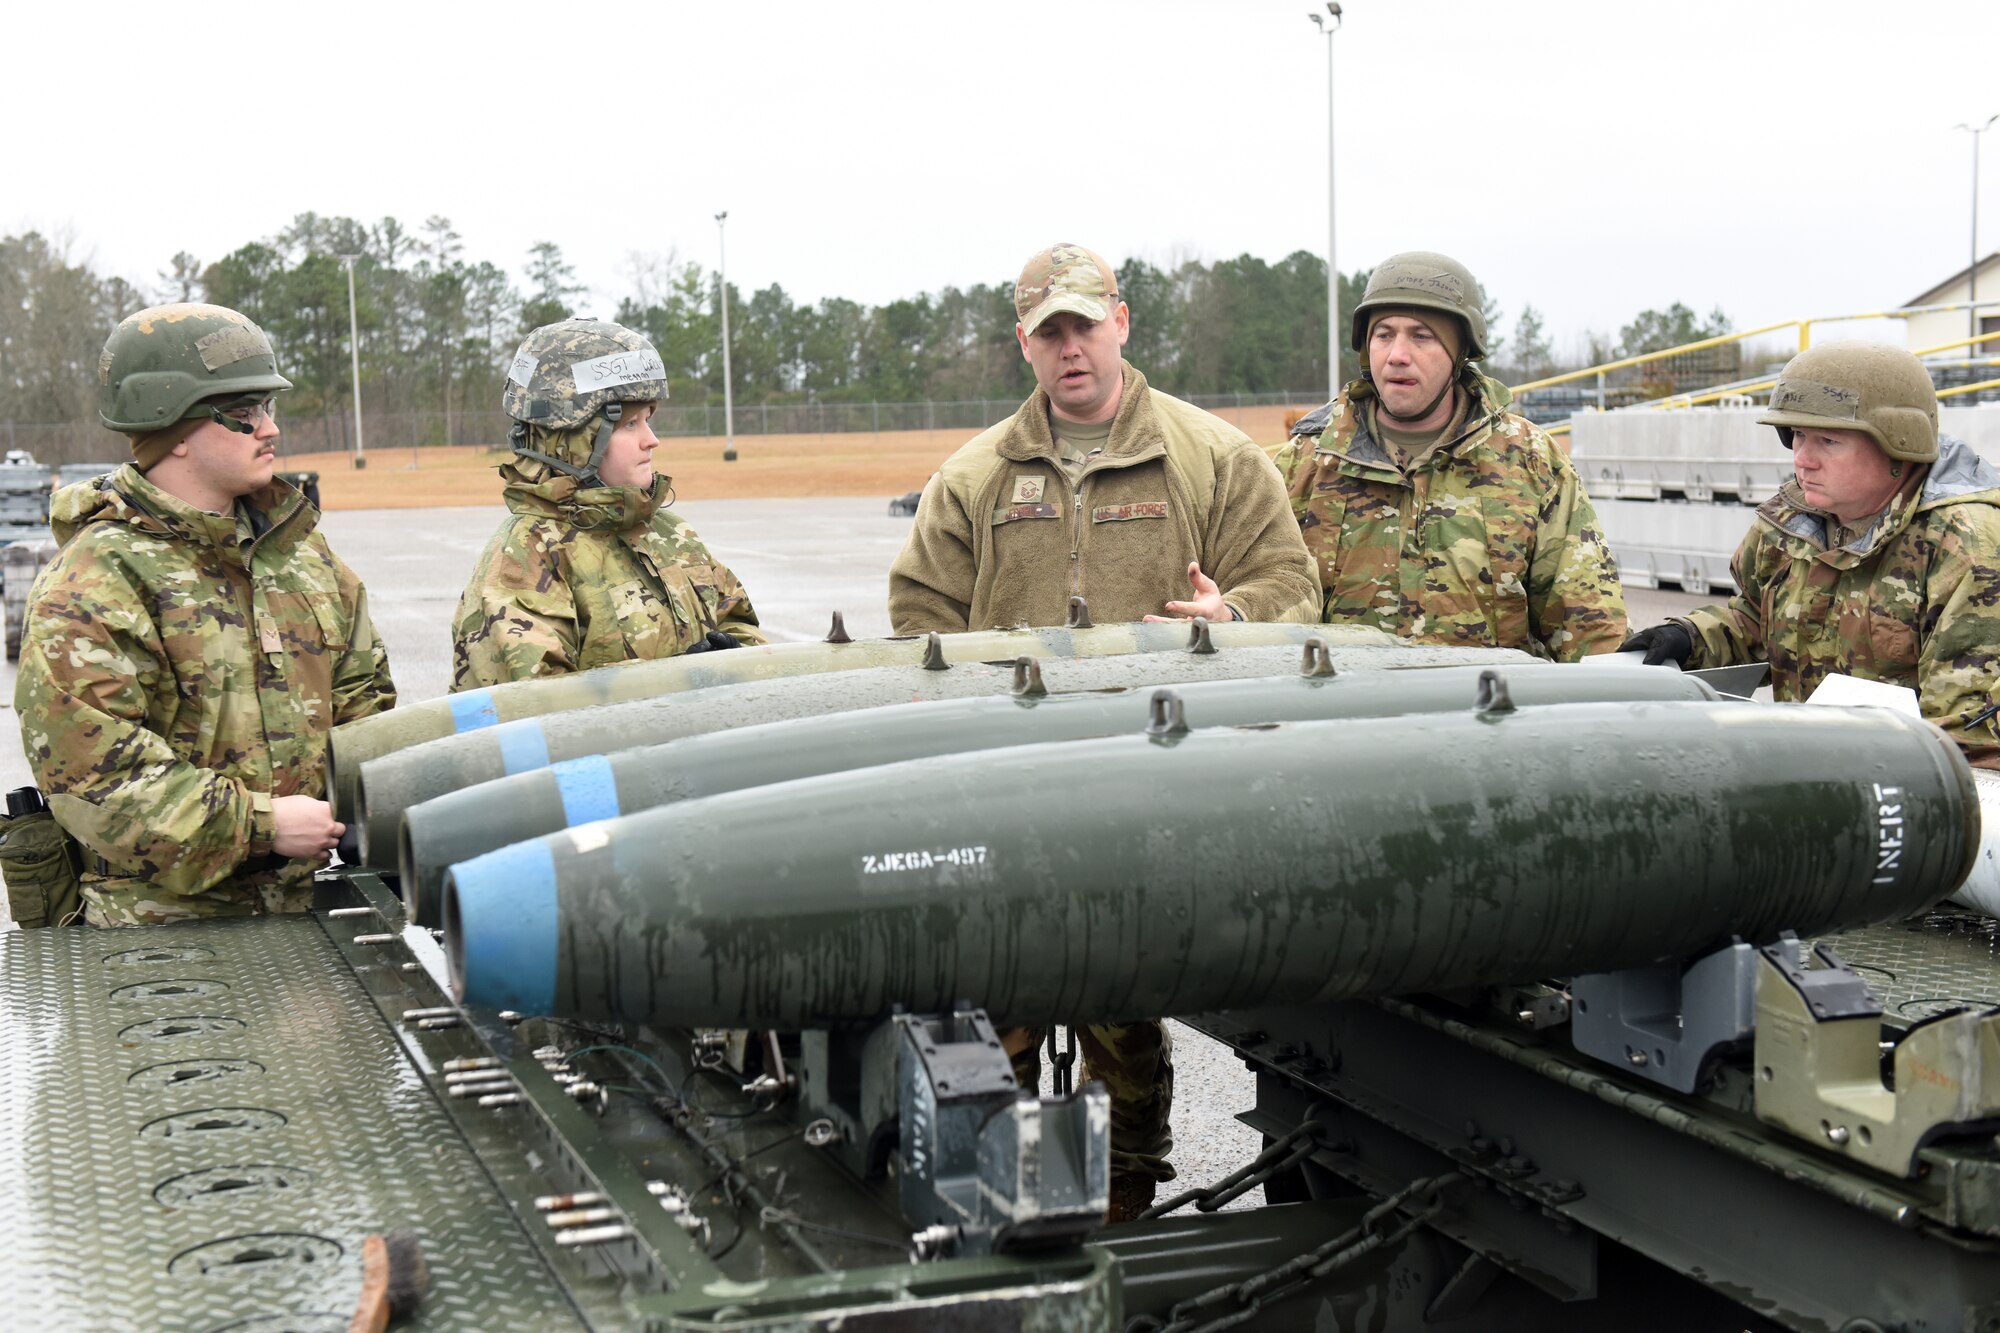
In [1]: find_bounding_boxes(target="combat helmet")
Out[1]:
[98,304,292,434]
[503,319,669,484]
[1348,251,1489,360]
[1759,343,1939,463]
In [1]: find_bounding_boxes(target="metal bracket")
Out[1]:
[1754,934,2000,1175]
[1570,941,1760,1093]
[1687,661,1771,700]
[894,1009,1107,1255]
[1493,982,1570,1032]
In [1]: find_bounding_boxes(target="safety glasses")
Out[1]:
[208,397,277,434]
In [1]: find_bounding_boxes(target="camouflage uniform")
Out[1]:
[452,463,765,688]
[15,466,395,924]
[453,317,766,689]
[1274,368,1627,660]
[1677,436,2000,766]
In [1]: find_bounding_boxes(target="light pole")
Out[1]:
[715,211,737,463]
[1956,115,1997,341]
[338,253,367,470]
[1309,3,1343,402]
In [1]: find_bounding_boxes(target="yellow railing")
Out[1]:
[1634,349,2000,416]
[1941,378,2000,400]
[1915,329,2000,358]
[1520,303,2000,436]
[1510,320,1798,398]
[1511,299,1998,399]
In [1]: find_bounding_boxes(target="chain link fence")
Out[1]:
[2,390,1326,469]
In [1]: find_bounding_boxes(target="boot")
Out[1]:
[1106,1172,1157,1224]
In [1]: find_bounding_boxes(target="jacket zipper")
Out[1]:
[1042,441,1165,606]
[1070,474,1086,599]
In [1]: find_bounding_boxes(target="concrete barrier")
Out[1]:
[1578,405,2000,594]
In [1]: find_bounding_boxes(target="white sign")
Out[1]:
[1804,674,1920,717]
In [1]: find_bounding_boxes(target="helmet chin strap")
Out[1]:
[1373,367,1459,425]
[509,403,624,487]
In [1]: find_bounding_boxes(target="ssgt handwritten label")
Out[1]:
[1872,782,1906,885]
[570,349,666,393]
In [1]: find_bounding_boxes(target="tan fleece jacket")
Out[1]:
[889,363,1320,631]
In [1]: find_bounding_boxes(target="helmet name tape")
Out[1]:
[572,349,667,395]
[1381,266,1463,300]
[507,350,539,388]
[195,325,268,372]
[1770,377,1861,421]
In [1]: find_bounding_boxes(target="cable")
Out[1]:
[564,1043,675,1095]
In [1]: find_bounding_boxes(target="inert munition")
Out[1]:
[445,700,1974,1028]
[326,619,1370,818]
[398,661,1721,924]
[355,638,1531,870]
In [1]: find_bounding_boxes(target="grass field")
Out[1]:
[279,405,1311,511]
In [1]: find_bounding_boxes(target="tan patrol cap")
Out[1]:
[1015,243,1120,335]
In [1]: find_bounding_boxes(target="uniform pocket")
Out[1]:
[0,806,84,929]
[608,575,704,662]
[1861,610,1920,679]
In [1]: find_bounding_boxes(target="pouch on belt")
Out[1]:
[0,786,84,928]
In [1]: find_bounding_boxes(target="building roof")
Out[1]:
[1905,252,2000,308]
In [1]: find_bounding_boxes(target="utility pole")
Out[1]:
[1309,3,1344,402]
[1957,116,1998,341]
[716,211,737,462]
[338,253,367,470]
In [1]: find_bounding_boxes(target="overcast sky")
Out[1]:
[8,0,1998,353]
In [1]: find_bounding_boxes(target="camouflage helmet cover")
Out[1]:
[1759,343,1939,463]
[502,319,668,430]
[1349,251,1489,360]
[97,303,293,434]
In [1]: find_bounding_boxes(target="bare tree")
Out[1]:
[160,252,202,303]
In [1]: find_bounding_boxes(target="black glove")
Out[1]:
[1619,623,1693,668]
[683,630,742,655]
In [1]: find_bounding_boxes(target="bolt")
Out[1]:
[545,1205,618,1228]
[1628,1049,1649,1068]
[554,1223,633,1247]
[535,1191,604,1211]
[1826,1125,1850,1146]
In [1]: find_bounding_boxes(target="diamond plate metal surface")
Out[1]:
[0,918,591,1332]
[1822,908,2000,1021]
